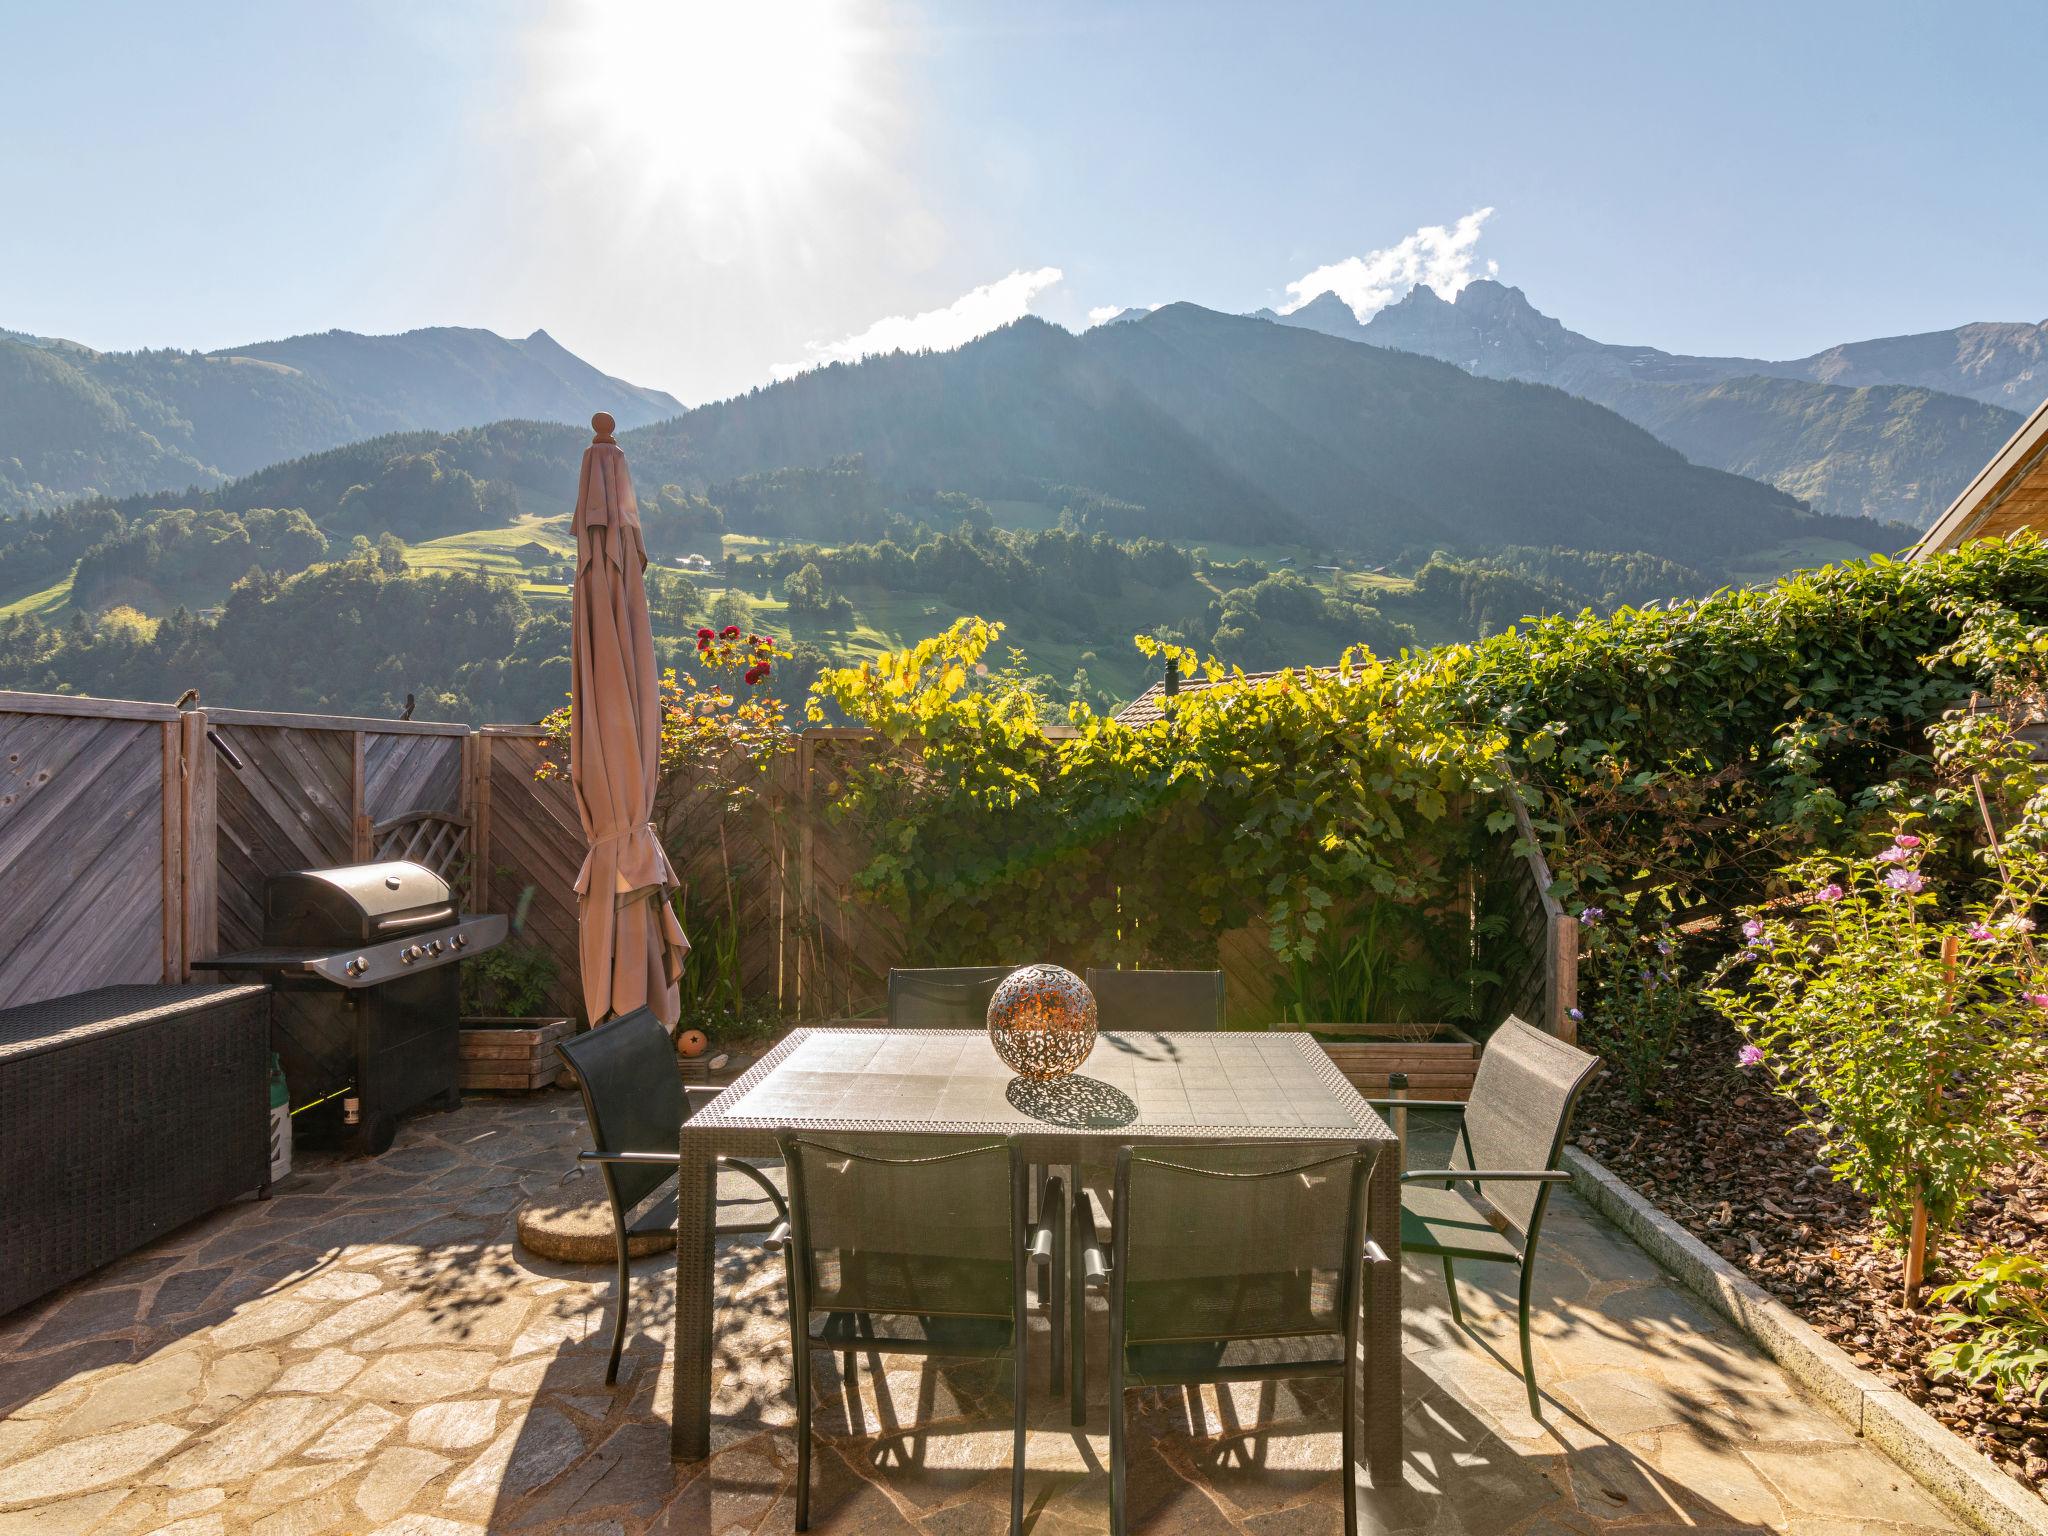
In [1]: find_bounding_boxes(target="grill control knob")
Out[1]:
[399,945,422,964]
[451,933,468,950]
[345,956,369,977]
[426,940,444,957]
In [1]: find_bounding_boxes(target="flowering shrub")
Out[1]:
[1577,911,1693,1104]
[1706,832,2048,1245]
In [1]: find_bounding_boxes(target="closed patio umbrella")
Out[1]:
[570,411,688,1027]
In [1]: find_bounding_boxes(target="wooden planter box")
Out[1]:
[459,1017,575,1092]
[1269,1023,1482,1101]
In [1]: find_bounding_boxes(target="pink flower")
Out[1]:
[1894,833,1922,849]
[1969,923,1995,942]
[1816,884,1845,903]
[1883,867,1926,894]
[1875,846,1908,864]
[1742,918,1765,942]
[2027,993,2048,1010]
[1737,1044,1765,1068]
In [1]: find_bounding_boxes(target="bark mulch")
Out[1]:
[1573,1009,2048,1495]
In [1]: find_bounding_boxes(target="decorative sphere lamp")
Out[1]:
[987,964,1098,1080]
[677,1028,708,1059]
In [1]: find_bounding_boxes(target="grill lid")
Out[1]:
[265,860,455,947]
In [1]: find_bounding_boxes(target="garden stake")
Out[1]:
[1907,930,1963,1307]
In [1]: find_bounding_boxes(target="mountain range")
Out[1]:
[622,304,1844,570]
[70,305,1876,589]
[1263,281,2043,519]
[0,325,680,511]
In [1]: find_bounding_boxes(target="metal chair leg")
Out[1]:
[795,1339,813,1531]
[1107,1351,1127,1536]
[605,1230,630,1386]
[1518,1262,1541,1418]
[1069,1179,1089,1427]
[1010,1349,1027,1536]
[1442,1255,1464,1328]
[1049,1173,1066,1393]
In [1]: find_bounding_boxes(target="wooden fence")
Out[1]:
[0,690,1577,1039]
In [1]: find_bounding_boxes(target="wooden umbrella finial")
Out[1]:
[591,411,617,445]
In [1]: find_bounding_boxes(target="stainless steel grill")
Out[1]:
[200,859,508,1155]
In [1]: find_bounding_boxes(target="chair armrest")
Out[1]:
[1400,1169,1570,1185]
[762,1220,791,1253]
[578,1149,683,1167]
[1360,1099,1469,1113]
[1028,1174,1064,1263]
[683,1084,727,1111]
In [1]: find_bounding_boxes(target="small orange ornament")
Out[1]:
[677,1029,709,1058]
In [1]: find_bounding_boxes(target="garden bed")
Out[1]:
[1575,1008,2048,1496]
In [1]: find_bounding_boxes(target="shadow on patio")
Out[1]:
[0,1095,1961,1534]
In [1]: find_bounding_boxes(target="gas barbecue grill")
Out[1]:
[200,860,507,1155]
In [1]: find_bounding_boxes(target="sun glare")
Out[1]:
[537,0,880,204]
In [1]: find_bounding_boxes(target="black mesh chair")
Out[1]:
[1367,1016,1600,1416]
[1074,1141,1389,1536]
[772,1134,1059,1534]
[556,1008,789,1385]
[886,965,1021,1028]
[1084,967,1226,1032]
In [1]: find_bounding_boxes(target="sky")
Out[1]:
[2,0,2044,405]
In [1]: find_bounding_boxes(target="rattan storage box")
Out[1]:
[0,983,271,1317]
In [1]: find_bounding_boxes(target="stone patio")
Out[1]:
[0,1093,1965,1535]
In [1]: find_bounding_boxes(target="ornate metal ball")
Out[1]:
[987,963,1098,1080]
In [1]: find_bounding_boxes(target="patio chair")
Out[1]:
[886,965,1021,1028]
[1365,1015,1600,1417]
[1073,1141,1390,1536]
[771,1133,1060,1534]
[556,1007,789,1386]
[1084,966,1225,1031]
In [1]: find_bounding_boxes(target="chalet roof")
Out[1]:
[1913,394,2048,557]
[1112,669,1285,726]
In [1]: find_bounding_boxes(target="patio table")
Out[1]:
[673,1026,1403,1485]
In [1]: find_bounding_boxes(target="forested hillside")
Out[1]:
[0,327,676,511]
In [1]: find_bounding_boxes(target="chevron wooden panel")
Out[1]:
[364,732,464,821]
[0,705,174,1007]
[213,722,355,953]
[478,731,587,1023]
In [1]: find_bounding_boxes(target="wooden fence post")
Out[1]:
[177,710,217,977]
[471,732,493,913]
[1550,912,1580,1044]
[177,710,217,975]
[159,716,184,983]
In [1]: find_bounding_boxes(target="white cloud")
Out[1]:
[1280,208,1496,320]
[774,267,1063,379]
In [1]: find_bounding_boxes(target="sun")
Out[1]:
[534,0,883,205]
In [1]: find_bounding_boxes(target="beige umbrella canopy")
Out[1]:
[570,411,688,1027]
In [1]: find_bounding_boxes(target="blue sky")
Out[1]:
[3,0,2043,403]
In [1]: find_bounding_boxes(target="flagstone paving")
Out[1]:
[0,1093,1967,1534]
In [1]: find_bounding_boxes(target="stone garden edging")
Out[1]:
[1561,1146,2048,1536]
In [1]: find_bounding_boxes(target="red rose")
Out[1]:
[696,627,714,640]
[743,665,765,685]
[695,636,710,652]
[721,625,741,640]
